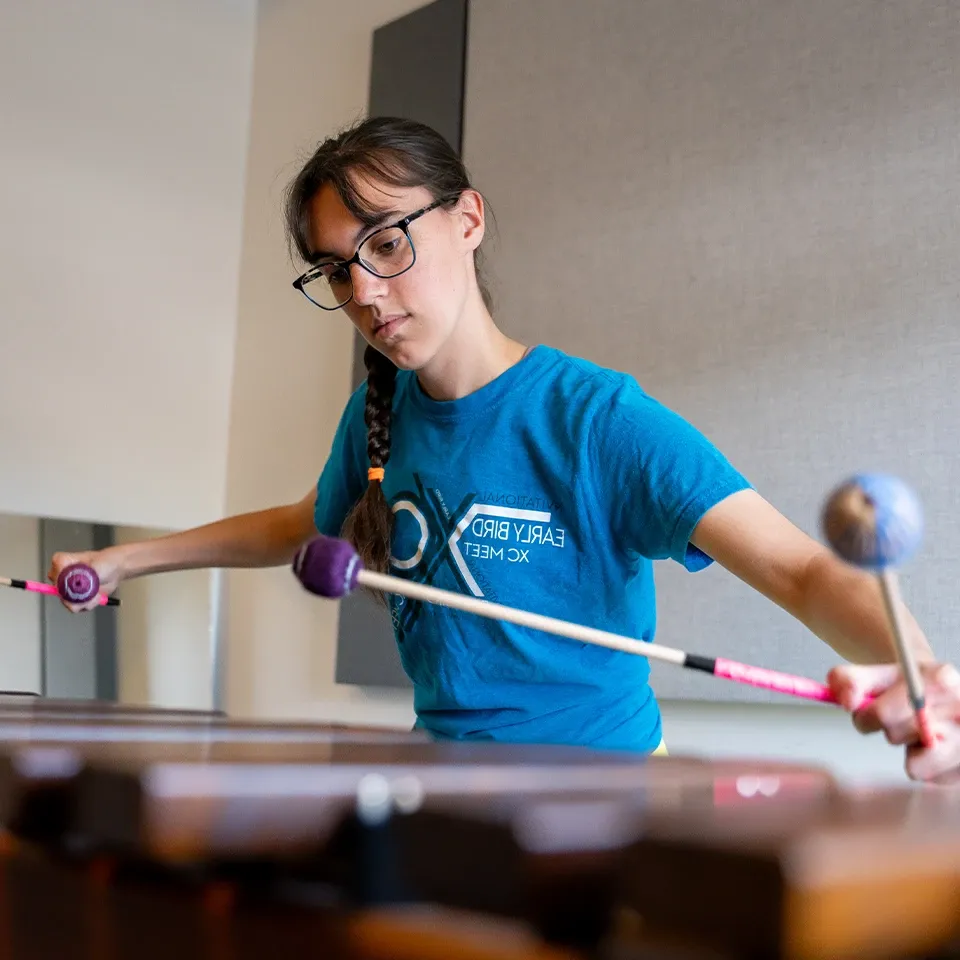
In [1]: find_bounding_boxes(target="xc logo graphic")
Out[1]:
[386,474,555,641]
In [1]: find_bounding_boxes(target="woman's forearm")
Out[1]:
[111,497,318,581]
[799,551,935,665]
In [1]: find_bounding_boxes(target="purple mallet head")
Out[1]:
[57,563,100,604]
[293,536,363,599]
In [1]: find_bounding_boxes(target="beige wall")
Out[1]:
[0,0,253,708]
[0,1,256,530]
[113,527,215,711]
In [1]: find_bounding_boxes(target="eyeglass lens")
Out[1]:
[300,227,414,309]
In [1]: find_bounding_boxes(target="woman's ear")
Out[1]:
[456,188,486,252]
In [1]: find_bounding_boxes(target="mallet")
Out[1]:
[821,472,934,747]
[0,563,119,607]
[292,536,870,708]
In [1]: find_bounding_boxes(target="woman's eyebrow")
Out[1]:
[310,210,403,262]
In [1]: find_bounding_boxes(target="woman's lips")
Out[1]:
[374,314,409,340]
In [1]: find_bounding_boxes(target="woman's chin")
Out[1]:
[380,339,430,372]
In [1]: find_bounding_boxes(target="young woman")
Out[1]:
[50,117,960,782]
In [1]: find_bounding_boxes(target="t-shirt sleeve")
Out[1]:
[589,377,753,571]
[313,385,368,538]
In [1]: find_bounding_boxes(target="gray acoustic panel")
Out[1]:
[91,522,118,700]
[349,0,468,392]
[368,0,467,152]
[462,0,960,701]
[39,519,117,700]
[336,0,468,687]
[336,588,408,687]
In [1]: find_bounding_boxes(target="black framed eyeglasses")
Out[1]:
[292,197,448,311]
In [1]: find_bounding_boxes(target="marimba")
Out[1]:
[0,697,956,960]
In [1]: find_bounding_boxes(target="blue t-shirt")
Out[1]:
[314,345,751,752]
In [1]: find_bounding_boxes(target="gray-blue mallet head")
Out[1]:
[821,473,923,570]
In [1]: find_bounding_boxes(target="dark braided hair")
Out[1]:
[283,116,493,577]
[339,344,397,576]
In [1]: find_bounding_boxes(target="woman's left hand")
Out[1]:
[828,661,960,784]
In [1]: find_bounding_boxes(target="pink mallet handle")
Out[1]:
[714,657,876,708]
[22,579,111,607]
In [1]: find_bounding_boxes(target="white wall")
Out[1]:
[0,1,256,530]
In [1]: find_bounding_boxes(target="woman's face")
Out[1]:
[306,176,484,371]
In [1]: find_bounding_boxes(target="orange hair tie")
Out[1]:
[367,467,385,482]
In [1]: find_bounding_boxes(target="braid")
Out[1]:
[364,345,396,474]
[341,346,398,587]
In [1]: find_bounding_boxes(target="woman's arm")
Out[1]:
[688,488,960,783]
[113,487,320,578]
[47,487,320,611]
[689,488,935,664]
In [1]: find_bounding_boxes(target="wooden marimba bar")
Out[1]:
[0,698,957,960]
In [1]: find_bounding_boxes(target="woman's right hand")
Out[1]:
[47,547,125,612]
